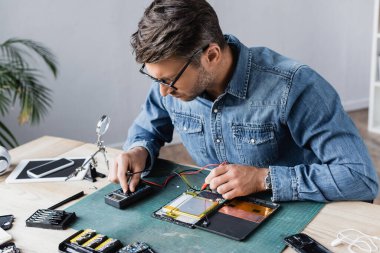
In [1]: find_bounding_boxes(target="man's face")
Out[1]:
[145,57,214,101]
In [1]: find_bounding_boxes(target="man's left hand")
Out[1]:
[204,164,269,199]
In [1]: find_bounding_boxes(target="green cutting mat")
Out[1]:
[66,159,325,253]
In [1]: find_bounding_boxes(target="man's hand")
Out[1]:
[108,147,148,193]
[204,164,269,199]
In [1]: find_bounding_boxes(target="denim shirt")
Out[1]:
[125,34,379,202]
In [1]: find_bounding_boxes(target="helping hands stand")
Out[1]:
[65,115,110,182]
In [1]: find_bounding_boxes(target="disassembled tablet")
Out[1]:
[153,189,280,240]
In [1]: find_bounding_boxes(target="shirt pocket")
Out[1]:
[172,112,207,162]
[231,123,278,167]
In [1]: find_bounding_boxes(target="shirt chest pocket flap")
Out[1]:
[232,124,274,145]
[173,113,203,134]
[232,123,278,166]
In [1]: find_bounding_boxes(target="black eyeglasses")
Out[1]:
[139,45,209,90]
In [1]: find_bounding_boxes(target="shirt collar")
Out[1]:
[224,34,252,99]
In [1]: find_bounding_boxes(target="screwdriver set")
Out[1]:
[25,209,77,230]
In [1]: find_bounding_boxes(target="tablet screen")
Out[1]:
[195,197,280,241]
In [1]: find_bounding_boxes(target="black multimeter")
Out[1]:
[104,182,156,209]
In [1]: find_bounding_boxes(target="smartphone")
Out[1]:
[27,158,74,178]
[284,233,332,253]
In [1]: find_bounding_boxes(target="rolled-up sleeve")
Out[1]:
[270,66,379,202]
[123,84,174,174]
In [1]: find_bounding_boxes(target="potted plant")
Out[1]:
[0,38,58,148]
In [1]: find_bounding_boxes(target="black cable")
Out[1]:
[48,191,85,210]
[126,169,153,176]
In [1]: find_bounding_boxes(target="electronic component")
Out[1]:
[153,190,225,228]
[82,234,108,249]
[70,229,97,245]
[104,183,156,209]
[284,233,332,253]
[58,229,123,253]
[117,242,155,253]
[0,242,20,253]
[0,215,14,230]
[95,238,122,253]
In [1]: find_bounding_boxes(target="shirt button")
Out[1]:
[250,138,255,144]
[216,139,221,143]
[213,109,218,113]
[183,127,187,131]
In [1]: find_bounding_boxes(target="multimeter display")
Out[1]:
[107,193,125,201]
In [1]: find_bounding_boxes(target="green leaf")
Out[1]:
[3,38,58,77]
[0,38,59,145]
[16,68,52,124]
[0,121,18,148]
[0,43,28,69]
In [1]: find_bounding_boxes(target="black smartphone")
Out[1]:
[284,233,332,253]
[26,158,74,178]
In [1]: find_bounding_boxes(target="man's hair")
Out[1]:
[131,0,226,64]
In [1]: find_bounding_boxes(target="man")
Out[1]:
[109,0,379,202]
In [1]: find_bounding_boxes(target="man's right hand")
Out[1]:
[108,147,148,193]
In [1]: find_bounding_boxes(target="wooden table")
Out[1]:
[1,136,380,253]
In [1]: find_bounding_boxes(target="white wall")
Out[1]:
[0,0,374,148]
[210,0,373,110]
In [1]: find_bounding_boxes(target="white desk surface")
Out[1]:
[1,136,379,253]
